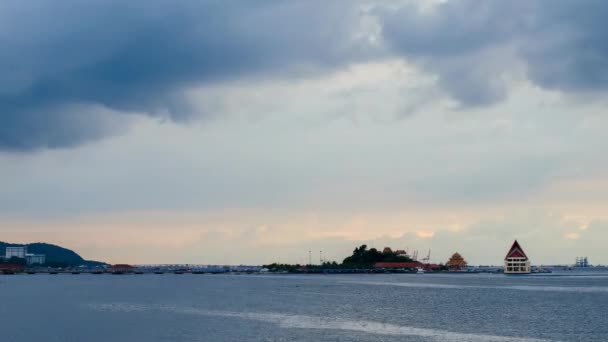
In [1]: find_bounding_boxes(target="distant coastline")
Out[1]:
[1,241,605,276]
[0,241,106,268]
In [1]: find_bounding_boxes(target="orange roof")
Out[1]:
[447,252,467,266]
[505,240,528,259]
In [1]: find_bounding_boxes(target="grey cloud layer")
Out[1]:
[379,0,608,105]
[0,0,365,150]
[1,0,608,150]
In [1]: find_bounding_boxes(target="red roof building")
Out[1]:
[505,240,528,259]
[504,240,531,274]
[109,264,135,274]
[425,264,442,271]
[0,264,25,274]
[374,262,423,269]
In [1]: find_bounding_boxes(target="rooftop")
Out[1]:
[505,240,529,260]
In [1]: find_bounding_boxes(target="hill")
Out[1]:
[0,241,106,267]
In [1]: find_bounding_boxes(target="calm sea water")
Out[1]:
[1,272,607,341]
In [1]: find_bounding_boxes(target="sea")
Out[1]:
[1,272,607,342]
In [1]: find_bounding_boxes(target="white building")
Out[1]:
[25,254,46,265]
[5,246,27,259]
[504,240,531,274]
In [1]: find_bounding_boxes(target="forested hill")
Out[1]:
[0,241,106,266]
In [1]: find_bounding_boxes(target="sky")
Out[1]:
[1,0,608,265]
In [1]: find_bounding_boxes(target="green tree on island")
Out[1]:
[342,245,413,268]
[264,244,415,272]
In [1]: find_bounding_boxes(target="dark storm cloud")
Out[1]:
[0,110,118,151]
[2,0,608,151]
[0,0,365,150]
[378,0,608,106]
[521,1,608,92]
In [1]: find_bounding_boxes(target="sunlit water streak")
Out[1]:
[91,303,553,342]
[345,280,608,293]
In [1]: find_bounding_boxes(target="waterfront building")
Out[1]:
[374,261,423,269]
[504,240,531,274]
[25,254,46,265]
[5,246,27,259]
[446,252,467,271]
[109,264,135,274]
[0,264,26,274]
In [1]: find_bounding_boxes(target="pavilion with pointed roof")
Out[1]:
[504,240,531,274]
[446,252,467,271]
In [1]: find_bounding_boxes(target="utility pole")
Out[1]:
[320,250,323,265]
[422,249,431,265]
[308,250,312,265]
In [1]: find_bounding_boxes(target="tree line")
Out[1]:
[264,244,415,271]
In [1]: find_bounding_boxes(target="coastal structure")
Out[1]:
[109,264,135,274]
[4,246,46,265]
[25,254,46,265]
[504,240,531,274]
[446,252,467,271]
[5,246,27,259]
[0,264,25,274]
[575,257,590,268]
[374,261,423,269]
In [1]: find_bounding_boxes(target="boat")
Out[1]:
[416,267,425,274]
